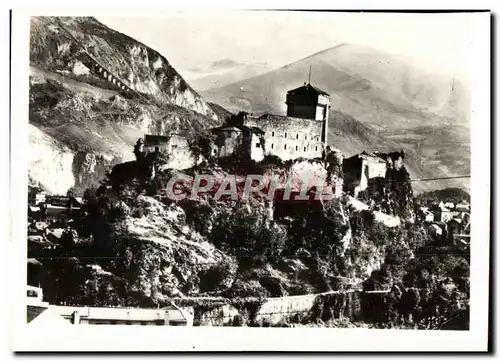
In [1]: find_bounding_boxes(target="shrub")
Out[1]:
[210,202,287,266]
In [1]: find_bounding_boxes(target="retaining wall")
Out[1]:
[174,290,390,326]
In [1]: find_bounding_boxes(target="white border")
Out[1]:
[8,6,491,352]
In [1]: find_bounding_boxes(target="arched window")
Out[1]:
[271,143,274,149]
[305,135,308,140]
[304,147,307,152]
[284,144,287,150]
[296,134,299,139]
[295,145,298,151]
[272,131,275,137]
[284,133,287,138]
[315,146,318,151]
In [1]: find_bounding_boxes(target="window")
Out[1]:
[170,321,187,326]
[272,131,275,137]
[255,142,261,148]
[284,133,287,138]
[304,147,307,152]
[296,134,299,139]
[315,146,318,151]
[284,144,287,150]
[271,143,274,149]
[295,145,298,151]
[305,135,308,140]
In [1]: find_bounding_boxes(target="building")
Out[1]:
[444,202,455,210]
[244,114,324,160]
[235,82,330,161]
[28,188,46,206]
[45,195,70,207]
[418,206,434,223]
[429,223,444,239]
[342,151,388,197]
[433,202,452,223]
[285,82,330,145]
[456,200,470,212]
[143,134,196,170]
[27,285,49,307]
[26,286,194,326]
[210,125,265,162]
[373,151,406,171]
[448,217,463,237]
[49,304,193,326]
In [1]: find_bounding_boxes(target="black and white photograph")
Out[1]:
[8,7,491,352]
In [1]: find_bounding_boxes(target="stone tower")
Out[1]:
[285,82,331,146]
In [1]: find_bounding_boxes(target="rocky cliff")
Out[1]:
[29,155,431,327]
[30,17,218,118]
[29,16,222,195]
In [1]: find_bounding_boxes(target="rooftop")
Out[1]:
[287,83,330,97]
[251,113,322,123]
[144,133,186,146]
[212,125,265,135]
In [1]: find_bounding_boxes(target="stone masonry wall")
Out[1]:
[244,115,324,161]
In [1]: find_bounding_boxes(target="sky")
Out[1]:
[97,11,477,81]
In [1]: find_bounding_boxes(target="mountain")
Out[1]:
[203,43,469,129]
[184,59,273,91]
[29,16,223,195]
[202,43,470,192]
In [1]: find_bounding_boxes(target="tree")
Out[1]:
[209,201,287,295]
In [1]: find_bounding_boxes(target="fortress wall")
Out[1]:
[189,291,389,326]
[245,116,323,161]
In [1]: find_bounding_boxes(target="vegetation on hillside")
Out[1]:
[415,187,470,206]
[28,148,470,329]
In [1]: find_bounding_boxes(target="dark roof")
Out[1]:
[287,83,330,97]
[211,125,264,136]
[211,126,243,133]
[144,134,171,146]
[256,113,315,123]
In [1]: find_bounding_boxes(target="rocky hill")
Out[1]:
[29,16,222,195]
[202,43,470,192]
[29,157,469,328]
[29,156,405,303]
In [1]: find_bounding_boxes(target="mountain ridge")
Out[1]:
[202,42,469,128]
[29,16,224,195]
[201,43,470,192]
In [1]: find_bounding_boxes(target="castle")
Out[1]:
[141,81,333,166]
[136,81,406,200]
[210,81,332,162]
